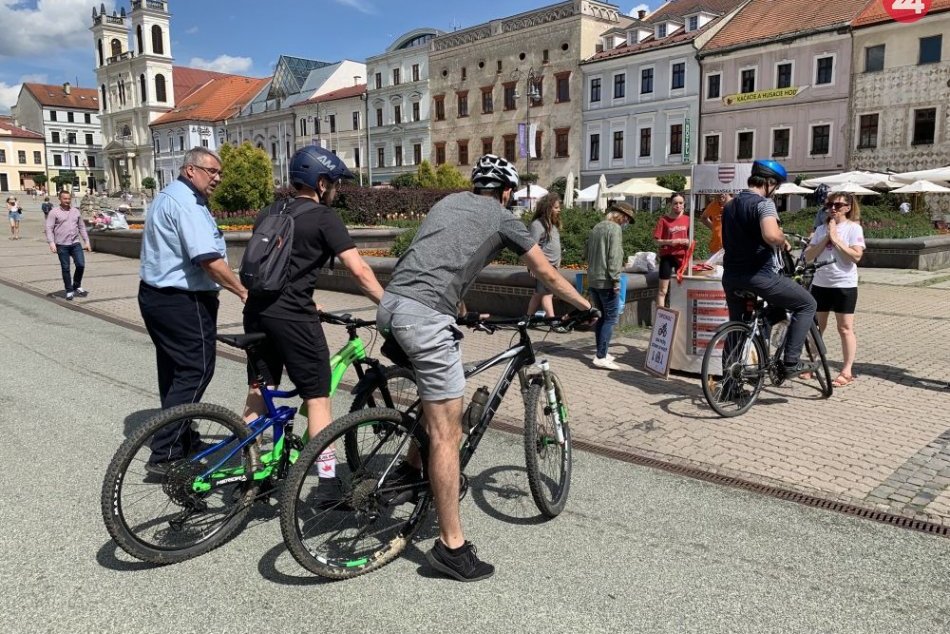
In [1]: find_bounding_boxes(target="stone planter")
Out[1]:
[862,235,950,271]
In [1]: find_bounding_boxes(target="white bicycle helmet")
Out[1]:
[471,154,520,190]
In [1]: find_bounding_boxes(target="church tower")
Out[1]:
[91,1,174,191]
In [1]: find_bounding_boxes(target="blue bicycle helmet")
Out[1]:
[289,145,354,189]
[751,159,788,183]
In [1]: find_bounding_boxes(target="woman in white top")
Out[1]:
[7,197,22,240]
[804,192,866,387]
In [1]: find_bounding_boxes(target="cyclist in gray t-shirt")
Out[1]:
[378,154,594,582]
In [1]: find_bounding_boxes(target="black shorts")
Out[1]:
[658,255,683,280]
[243,313,331,399]
[811,285,858,314]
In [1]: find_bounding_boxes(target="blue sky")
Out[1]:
[0,0,660,113]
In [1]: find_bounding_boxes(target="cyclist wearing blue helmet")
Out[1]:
[242,145,383,463]
[721,159,817,378]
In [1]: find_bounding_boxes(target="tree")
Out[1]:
[416,161,437,188]
[119,172,131,191]
[434,163,469,189]
[210,142,273,213]
[33,174,48,189]
[521,172,539,184]
[657,173,687,193]
[141,176,156,197]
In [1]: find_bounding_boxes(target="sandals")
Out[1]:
[831,373,854,387]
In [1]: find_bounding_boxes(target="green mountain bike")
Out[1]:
[100,311,418,565]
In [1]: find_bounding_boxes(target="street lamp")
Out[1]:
[514,67,542,207]
[361,91,372,186]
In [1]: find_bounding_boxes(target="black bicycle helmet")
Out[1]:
[751,159,788,183]
[289,145,354,190]
[471,154,520,190]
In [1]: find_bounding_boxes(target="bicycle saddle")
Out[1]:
[733,290,757,300]
[216,332,268,349]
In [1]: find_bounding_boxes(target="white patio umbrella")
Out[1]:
[606,177,675,197]
[596,174,608,212]
[563,171,575,208]
[575,183,624,203]
[827,181,878,195]
[774,182,814,195]
[891,166,950,184]
[801,170,901,189]
[514,185,549,200]
[890,180,950,194]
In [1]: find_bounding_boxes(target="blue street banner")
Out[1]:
[518,123,527,158]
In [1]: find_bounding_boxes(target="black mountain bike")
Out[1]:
[701,240,835,417]
[278,309,598,579]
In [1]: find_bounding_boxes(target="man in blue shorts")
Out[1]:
[377,154,594,581]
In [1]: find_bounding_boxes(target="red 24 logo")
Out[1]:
[885,0,932,23]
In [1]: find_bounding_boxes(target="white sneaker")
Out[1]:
[592,356,621,371]
[592,353,616,363]
[65,292,75,301]
[75,287,88,297]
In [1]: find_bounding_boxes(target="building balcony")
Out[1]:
[132,0,168,11]
[106,51,135,65]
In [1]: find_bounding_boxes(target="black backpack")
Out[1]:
[239,199,315,294]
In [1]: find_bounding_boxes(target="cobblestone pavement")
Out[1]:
[5,201,950,527]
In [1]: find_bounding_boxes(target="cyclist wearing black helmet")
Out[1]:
[721,159,817,378]
[242,146,383,465]
[377,154,595,581]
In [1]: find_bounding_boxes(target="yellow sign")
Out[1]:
[722,87,803,106]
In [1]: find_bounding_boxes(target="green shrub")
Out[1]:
[389,225,418,258]
[778,205,936,240]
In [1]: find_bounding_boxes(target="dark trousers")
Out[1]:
[138,281,220,461]
[56,243,85,293]
[722,270,817,365]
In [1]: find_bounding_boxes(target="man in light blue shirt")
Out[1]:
[137,147,247,472]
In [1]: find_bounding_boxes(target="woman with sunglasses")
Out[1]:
[804,192,866,387]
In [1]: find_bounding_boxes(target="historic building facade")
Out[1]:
[698,0,871,202]
[580,0,743,189]
[13,82,104,191]
[365,29,442,184]
[428,0,629,188]
[293,84,369,184]
[0,117,46,192]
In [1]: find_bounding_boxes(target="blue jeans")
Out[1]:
[56,243,85,293]
[590,287,620,359]
[722,270,816,365]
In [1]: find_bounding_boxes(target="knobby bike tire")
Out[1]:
[803,323,834,398]
[344,365,419,471]
[701,321,767,418]
[101,403,260,565]
[279,407,430,580]
[523,373,572,518]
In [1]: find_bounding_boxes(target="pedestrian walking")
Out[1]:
[138,147,248,473]
[41,196,53,217]
[526,192,563,318]
[585,200,635,370]
[7,196,22,240]
[45,191,91,300]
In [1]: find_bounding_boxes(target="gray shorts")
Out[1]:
[376,292,466,401]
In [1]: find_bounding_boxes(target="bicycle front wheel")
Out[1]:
[101,403,260,564]
[701,322,766,417]
[523,372,572,518]
[280,407,430,580]
[803,323,833,398]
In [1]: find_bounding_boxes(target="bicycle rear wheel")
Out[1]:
[701,322,766,417]
[803,323,833,398]
[280,407,430,579]
[345,365,419,470]
[523,373,572,518]
[101,403,259,564]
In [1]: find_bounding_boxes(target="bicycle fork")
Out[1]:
[538,360,567,445]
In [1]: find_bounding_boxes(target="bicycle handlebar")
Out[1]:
[457,308,601,334]
[317,310,376,328]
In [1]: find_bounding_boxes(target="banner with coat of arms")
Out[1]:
[691,163,753,194]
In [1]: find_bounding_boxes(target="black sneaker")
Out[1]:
[383,462,423,505]
[425,539,495,582]
[312,476,351,511]
[778,361,808,382]
[143,460,171,477]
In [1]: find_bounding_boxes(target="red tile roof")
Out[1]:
[646,0,748,23]
[172,66,232,103]
[22,83,100,110]
[0,119,44,140]
[151,75,269,125]
[299,84,367,105]
[704,0,871,52]
[853,0,950,27]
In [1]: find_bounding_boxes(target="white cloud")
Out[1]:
[0,74,49,114]
[332,0,376,15]
[628,3,651,18]
[0,0,114,57]
[189,54,253,74]
[185,26,198,35]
